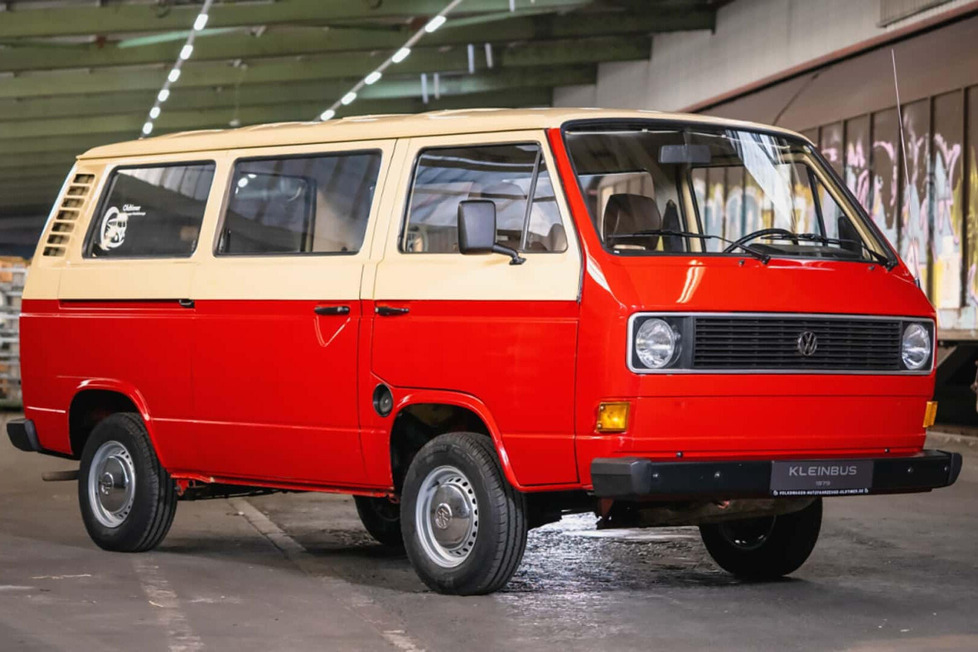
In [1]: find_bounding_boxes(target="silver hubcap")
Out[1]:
[415,465,478,568]
[87,440,136,528]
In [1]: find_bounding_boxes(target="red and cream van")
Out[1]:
[7,109,961,595]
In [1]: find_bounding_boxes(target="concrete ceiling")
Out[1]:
[0,0,724,241]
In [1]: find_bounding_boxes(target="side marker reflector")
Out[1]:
[923,401,938,428]
[596,402,630,433]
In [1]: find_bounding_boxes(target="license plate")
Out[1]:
[770,459,874,496]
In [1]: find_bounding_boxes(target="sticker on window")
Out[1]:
[98,204,144,251]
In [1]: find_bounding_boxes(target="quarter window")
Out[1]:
[87,162,214,258]
[217,151,381,255]
[402,143,566,254]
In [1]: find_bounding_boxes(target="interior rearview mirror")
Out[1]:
[659,144,712,165]
[457,200,525,265]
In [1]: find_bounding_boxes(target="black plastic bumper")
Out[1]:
[591,450,963,499]
[6,418,42,453]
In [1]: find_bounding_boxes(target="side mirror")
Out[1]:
[457,200,525,265]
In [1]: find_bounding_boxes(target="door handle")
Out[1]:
[314,305,351,316]
[178,298,195,309]
[375,305,409,316]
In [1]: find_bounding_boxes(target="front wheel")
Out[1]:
[78,413,177,552]
[401,432,527,595]
[699,498,822,580]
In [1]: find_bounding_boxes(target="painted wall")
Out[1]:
[553,0,976,112]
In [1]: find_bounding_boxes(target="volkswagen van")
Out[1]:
[6,109,961,595]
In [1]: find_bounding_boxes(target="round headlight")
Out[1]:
[901,323,931,370]
[635,318,679,369]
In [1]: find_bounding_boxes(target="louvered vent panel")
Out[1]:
[42,173,96,257]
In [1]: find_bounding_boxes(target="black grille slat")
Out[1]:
[692,316,903,371]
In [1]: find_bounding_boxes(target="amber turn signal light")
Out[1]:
[596,402,630,433]
[923,401,938,428]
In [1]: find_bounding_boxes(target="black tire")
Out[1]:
[78,412,177,552]
[401,432,527,595]
[354,495,403,547]
[699,498,822,580]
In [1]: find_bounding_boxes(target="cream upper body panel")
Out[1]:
[26,108,809,303]
[77,108,811,161]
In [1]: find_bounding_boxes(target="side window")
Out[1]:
[87,162,214,258]
[402,143,567,254]
[217,151,381,255]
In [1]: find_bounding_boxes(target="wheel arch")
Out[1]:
[387,389,523,492]
[68,379,157,459]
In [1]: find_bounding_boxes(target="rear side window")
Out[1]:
[402,143,566,254]
[217,151,381,256]
[87,162,214,258]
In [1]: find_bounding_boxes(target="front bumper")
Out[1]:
[591,450,962,498]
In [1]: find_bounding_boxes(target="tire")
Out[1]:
[78,412,177,552]
[699,498,822,580]
[401,432,527,595]
[354,495,403,547]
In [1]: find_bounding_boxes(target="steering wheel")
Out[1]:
[722,227,799,253]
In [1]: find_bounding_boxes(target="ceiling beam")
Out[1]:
[0,35,649,100]
[0,0,590,39]
[0,9,711,73]
[0,82,559,140]
[0,86,556,192]
[0,164,75,181]
[0,151,84,170]
[0,65,596,122]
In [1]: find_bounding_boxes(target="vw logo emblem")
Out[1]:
[797,331,818,357]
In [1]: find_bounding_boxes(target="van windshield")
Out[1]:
[565,127,890,263]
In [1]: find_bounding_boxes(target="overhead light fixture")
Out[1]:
[314,0,463,123]
[424,15,447,33]
[392,47,411,63]
[139,0,214,137]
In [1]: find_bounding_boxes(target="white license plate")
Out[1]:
[770,459,874,496]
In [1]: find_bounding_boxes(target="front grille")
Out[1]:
[692,316,904,371]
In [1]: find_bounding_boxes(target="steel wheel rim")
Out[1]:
[87,440,136,528]
[415,465,479,568]
[718,516,776,551]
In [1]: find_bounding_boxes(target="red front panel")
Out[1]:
[370,300,580,486]
[546,129,938,488]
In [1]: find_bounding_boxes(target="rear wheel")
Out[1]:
[699,498,822,579]
[78,413,177,552]
[401,432,527,595]
[354,495,403,547]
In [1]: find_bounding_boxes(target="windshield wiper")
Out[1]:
[623,229,772,264]
[771,232,895,269]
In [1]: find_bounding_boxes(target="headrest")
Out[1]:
[546,223,567,252]
[603,193,661,250]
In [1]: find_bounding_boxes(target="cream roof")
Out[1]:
[79,108,806,160]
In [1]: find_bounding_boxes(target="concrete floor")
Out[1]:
[1,412,976,652]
